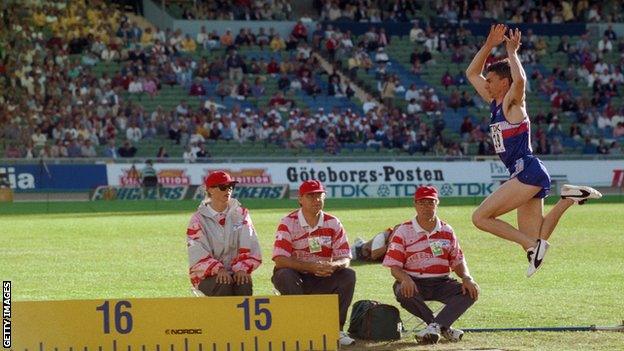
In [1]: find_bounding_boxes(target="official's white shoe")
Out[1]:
[415,323,441,344]
[560,184,602,205]
[441,327,464,342]
[339,331,355,346]
[526,239,550,277]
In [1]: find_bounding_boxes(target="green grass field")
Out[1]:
[2,199,623,350]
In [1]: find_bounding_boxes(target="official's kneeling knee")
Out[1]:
[271,268,301,291]
[272,268,298,281]
[235,281,253,296]
[393,285,416,303]
[334,267,356,283]
[458,291,477,306]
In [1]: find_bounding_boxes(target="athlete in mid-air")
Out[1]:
[466,24,602,277]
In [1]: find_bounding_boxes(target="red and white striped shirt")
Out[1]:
[382,217,464,278]
[272,209,351,262]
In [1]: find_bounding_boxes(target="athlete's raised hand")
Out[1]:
[485,24,507,47]
[504,27,522,54]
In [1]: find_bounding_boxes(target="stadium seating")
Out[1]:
[3,0,623,159]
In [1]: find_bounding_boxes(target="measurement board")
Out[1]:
[10,295,339,351]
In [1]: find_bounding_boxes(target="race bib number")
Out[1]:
[430,241,444,256]
[308,236,322,253]
[490,123,506,153]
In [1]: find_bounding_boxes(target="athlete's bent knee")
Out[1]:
[472,209,490,231]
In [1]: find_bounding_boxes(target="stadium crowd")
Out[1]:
[317,18,624,156]
[169,0,295,21]
[168,0,624,24]
[1,0,623,160]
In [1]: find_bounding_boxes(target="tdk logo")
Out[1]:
[0,167,35,189]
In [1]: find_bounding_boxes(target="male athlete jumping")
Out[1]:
[466,24,602,277]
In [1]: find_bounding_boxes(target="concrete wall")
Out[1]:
[143,0,174,31]
[588,23,624,38]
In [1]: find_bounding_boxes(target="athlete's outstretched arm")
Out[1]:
[466,24,506,102]
[504,28,526,105]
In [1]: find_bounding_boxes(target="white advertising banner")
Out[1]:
[106,160,623,198]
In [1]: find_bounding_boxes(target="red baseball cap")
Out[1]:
[414,186,439,201]
[204,171,238,187]
[299,180,325,196]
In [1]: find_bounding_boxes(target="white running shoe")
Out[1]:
[560,185,602,205]
[415,323,441,344]
[526,239,550,277]
[441,327,464,342]
[339,331,355,346]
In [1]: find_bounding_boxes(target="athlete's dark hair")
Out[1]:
[486,59,513,84]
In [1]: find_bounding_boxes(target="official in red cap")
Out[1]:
[412,186,440,235]
[414,185,439,201]
[204,171,239,204]
[381,185,479,344]
[205,170,239,187]
[298,179,325,195]
[186,171,261,297]
[295,179,327,217]
[271,179,357,346]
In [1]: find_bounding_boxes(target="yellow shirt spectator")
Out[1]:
[108,14,120,28]
[87,9,99,24]
[196,125,210,138]
[181,36,197,52]
[51,21,62,34]
[561,1,574,22]
[66,14,79,27]
[97,28,111,44]
[270,35,285,52]
[33,12,46,27]
[141,30,154,46]
[576,0,589,15]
